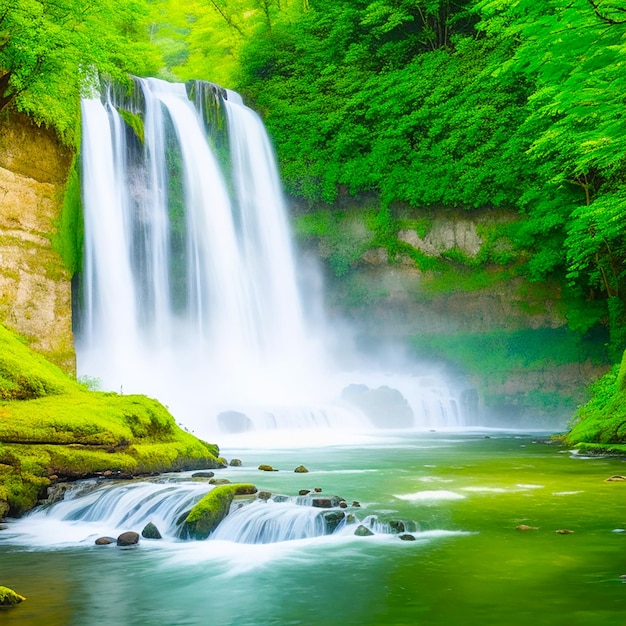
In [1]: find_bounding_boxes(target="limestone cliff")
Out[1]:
[295,207,610,425]
[0,112,74,372]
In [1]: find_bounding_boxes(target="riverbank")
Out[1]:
[0,323,222,518]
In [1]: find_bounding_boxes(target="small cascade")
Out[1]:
[211,500,329,544]
[76,77,474,437]
[13,479,427,547]
[25,480,210,539]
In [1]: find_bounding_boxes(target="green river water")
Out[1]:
[1,431,625,625]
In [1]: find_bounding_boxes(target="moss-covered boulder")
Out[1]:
[182,483,257,540]
[0,324,222,517]
[0,585,25,606]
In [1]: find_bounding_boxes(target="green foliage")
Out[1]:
[0,0,162,143]
[52,155,83,276]
[564,364,626,445]
[295,210,375,277]
[411,327,610,381]
[118,109,145,144]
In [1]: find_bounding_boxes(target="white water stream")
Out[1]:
[77,78,470,441]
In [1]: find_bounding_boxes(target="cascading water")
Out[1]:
[77,77,471,439]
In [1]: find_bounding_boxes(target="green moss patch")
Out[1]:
[183,483,257,540]
[0,324,221,517]
[0,586,25,606]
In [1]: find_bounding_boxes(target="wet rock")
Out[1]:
[216,457,229,468]
[258,491,272,501]
[311,496,344,508]
[399,533,416,541]
[389,520,406,533]
[95,536,116,545]
[354,525,374,537]
[339,501,348,509]
[117,531,140,546]
[516,525,539,531]
[341,384,414,429]
[182,484,257,540]
[192,471,215,479]
[605,475,626,482]
[229,459,242,467]
[352,501,361,508]
[294,465,309,473]
[0,586,25,606]
[217,410,253,433]
[45,482,69,505]
[258,464,277,472]
[141,522,162,539]
[209,478,232,485]
[299,489,311,496]
[322,511,346,533]
[314,487,322,493]
[555,529,575,534]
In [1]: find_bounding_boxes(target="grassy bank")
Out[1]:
[0,324,222,517]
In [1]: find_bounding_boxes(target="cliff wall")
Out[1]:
[295,207,609,426]
[0,113,74,372]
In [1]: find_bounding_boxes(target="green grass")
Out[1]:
[0,324,221,516]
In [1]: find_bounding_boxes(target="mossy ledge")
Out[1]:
[563,350,626,454]
[0,324,222,518]
[182,483,257,540]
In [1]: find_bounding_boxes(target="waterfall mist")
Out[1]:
[76,77,471,441]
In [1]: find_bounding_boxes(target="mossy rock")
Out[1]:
[0,586,25,606]
[182,483,257,540]
[0,323,222,517]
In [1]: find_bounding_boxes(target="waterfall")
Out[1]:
[77,77,471,437]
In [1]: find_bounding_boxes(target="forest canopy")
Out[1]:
[2,0,626,356]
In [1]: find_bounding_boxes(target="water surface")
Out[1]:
[1,432,625,625]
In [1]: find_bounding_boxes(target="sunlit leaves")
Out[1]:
[0,0,160,142]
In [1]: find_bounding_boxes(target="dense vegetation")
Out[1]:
[2,0,626,442]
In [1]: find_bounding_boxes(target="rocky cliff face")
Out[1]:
[296,207,609,426]
[0,112,74,372]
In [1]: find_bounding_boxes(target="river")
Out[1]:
[1,431,625,625]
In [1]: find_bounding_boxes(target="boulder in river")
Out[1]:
[354,525,374,537]
[217,411,253,433]
[182,483,257,540]
[95,536,116,545]
[258,464,278,472]
[229,459,242,467]
[192,471,215,479]
[399,533,416,541]
[294,465,309,473]
[322,511,345,533]
[141,522,162,539]
[117,531,140,546]
[341,384,414,428]
[0,586,25,606]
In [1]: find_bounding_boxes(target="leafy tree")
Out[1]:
[0,0,161,141]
